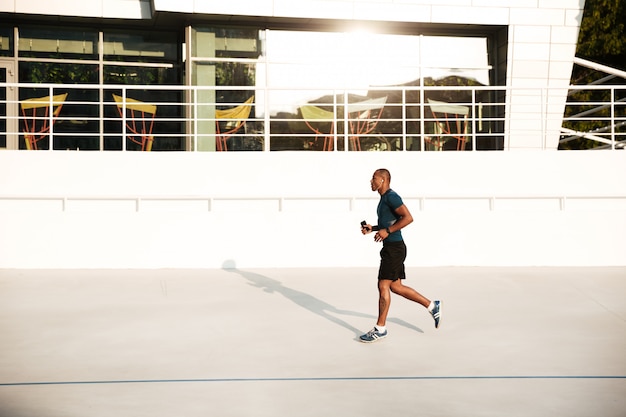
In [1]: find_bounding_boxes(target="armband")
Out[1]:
[372,226,380,231]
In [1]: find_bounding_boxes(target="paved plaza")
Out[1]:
[0,267,624,416]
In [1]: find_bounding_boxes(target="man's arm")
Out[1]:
[390,204,413,232]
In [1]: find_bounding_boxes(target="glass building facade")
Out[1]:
[1,22,506,151]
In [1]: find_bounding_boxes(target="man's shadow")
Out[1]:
[222,260,422,341]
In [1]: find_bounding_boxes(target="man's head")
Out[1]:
[375,169,391,183]
[371,168,391,193]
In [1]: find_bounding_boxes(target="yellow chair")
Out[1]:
[427,98,470,151]
[113,94,157,151]
[300,104,336,151]
[300,96,387,151]
[215,96,254,151]
[20,93,68,150]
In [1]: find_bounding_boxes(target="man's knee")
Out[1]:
[378,279,392,292]
[389,279,404,294]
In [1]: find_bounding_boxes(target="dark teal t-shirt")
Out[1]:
[377,189,404,243]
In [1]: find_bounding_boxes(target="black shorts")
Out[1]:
[378,240,406,281]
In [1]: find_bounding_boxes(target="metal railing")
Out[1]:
[561,84,626,150]
[1,194,625,212]
[2,82,625,151]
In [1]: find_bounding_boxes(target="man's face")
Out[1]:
[370,173,384,192]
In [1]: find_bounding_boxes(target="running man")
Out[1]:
[359,168,441,343]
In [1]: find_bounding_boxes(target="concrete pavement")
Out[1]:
[0,267,624,416]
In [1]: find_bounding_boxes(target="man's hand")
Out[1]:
[374,228,389,242]
[361,223,373,235]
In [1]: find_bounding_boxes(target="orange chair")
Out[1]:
[113,94,157,151]
[427,99,470,151]
[215,96,254,151]
[20,93,68,150]
[346,96,387,151]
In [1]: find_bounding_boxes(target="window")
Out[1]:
[189,27,498,151]
[19,27,98,59]
[190,27,261,151]
[16,26,182,151]
[6,23,503,152]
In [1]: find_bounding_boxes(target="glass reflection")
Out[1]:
[256,30,490,151]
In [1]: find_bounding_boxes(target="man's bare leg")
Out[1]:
[390,279,442,329]
[390,279,430,308]
[377,279,393,326]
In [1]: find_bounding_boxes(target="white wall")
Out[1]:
[0,0,152,19]
[1,150,624,269]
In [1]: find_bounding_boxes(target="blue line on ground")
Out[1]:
[1,375,625,387]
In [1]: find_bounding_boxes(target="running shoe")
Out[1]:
[359,327,388,343]
[430,300,441,328]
